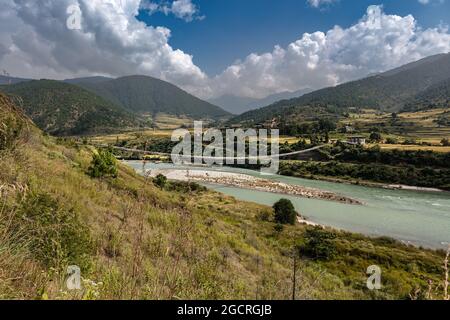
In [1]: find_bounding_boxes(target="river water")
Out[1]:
[124,161,450,249]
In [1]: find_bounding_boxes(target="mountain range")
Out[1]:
[231,53,450,124]
[1,53,449,134]
[0,75,230,135]
[0,75,31,85]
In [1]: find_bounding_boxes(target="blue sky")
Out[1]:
[137,0,450,76]
[2,0,450,99]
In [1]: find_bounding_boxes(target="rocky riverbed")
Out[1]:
[146,169,363,205]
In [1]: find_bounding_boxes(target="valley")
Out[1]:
[1,92,449,300]
[1,53,449,301]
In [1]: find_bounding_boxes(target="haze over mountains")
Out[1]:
[208,88,313,115]
[231,53,450,124]
[0,75,31,85]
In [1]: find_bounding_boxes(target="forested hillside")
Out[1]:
[231,53,450,125]
[76,75,231,120]
[0,80,143,136]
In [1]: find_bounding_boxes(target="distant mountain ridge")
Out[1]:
[64,76,114,85]
[230,53,450,124]
[0,75,31,85]
[75,75,230,119]
[209,88,313,115]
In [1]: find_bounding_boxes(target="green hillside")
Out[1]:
[77,75,231,120]
[403,78,450,112]
[0,80,143,136]
[231,53,450,125]
[0,93,448,300]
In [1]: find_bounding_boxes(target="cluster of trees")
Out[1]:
[325,144,450,168]
[279,161,450,190]
[436,113,450,127]
[279,118,337,137]
[153,174,207,193]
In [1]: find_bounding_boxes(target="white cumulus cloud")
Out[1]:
[209,5,450,98]
[0,0,207,94]
[0,2,449,101]
[140,0,203,22]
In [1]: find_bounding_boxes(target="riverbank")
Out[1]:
[279,160,450,193]
[145,169,363,205]
[278,172,447,193]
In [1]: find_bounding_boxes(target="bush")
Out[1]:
[256,209,272,222]
[165,180,207,193]
[87,150,118,179]
[298,227,337,261]
[369,132,382,143]
[385,137,398,145]
[273,199,297,225]
[273,224,284,233]
[441,138,450,147]
[402,139,417,146]
[153,174,168,189]
[0,116,24,152]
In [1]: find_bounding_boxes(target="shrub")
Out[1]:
[369,132,382,143]
[87,150,118,179]
[256,209,272,222]
[165,180,207,193]
[153,174,168,189]
[403,139,417,146]
[0,116,24,152]
[441,138,450,147]
[273,199,297,225]
[385,137,398,145]
[298,227,337,261]
[273,224,284,233]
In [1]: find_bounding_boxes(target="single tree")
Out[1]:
[273,199,297,225]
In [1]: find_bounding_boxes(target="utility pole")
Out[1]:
[255,256,261,300]
[2,70,11,85]
[292,250,297,300]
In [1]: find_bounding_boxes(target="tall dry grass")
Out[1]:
[444,246,449,301]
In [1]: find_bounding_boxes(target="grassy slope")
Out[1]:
[0,94,448,300]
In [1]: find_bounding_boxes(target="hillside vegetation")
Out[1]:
[1,93,448,300]
[76,75,230,120]
[0,80,143,136]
